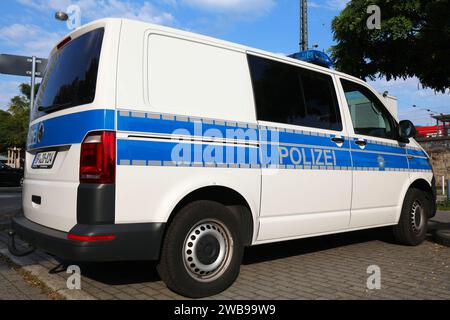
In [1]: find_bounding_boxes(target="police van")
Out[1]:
[11,19,436,298]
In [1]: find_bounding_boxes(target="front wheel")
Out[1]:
[157,200,243,298]
[393,188,430,246]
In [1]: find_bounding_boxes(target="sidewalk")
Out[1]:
[0,254,59,300]
[0,214,448,300]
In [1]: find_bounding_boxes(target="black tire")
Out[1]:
[157,200,243,298]
[393,188,430,246]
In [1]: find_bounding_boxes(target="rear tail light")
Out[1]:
[68,234,116,242]
[80,131,116,184]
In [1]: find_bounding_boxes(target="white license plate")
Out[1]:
[32,151,57,169]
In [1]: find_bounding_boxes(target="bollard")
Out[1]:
[447,179,450,199]
[443,176,446,195]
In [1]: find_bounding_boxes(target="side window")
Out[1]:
[248,55,342,131]
[340,79,398,140]
[300,69,342,131]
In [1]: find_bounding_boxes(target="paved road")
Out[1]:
[0,191,21,227]
[1,190,449,300]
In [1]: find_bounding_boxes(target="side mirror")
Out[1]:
[399,120,417,142]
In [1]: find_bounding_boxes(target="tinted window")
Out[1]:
[32,28,104,121]
[340,79,398,140]
[248,55,342,131]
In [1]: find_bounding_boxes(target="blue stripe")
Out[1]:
[409,157,432,171]
[116,110,431,171]
[352,139,406,155]
[261,129,351,149]
[407,148,427,158]
[117,139,259,167]
[351,151,409,170]
[118,112,258,141]
[27,109,115,150]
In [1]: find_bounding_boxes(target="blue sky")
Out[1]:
[0,0,448,124]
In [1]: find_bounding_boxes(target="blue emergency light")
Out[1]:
[288,50,334,69]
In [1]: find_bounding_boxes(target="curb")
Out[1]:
[434,230,450,247]
[0,249,96,300]
[0,231,96,300]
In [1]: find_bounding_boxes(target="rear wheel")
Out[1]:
[157,200,243,298]
[393,188,429,246]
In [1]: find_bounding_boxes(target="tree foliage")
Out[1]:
[330,0,450,93]
[0,83,39,153]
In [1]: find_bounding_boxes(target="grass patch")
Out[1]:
[437,199,450,211]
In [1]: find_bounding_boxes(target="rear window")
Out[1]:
[32,28,104,121]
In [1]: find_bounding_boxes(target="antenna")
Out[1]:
[300,0,308,51]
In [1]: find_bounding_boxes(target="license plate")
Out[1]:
[32,151,57,169]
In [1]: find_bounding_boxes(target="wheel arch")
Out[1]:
[396,177,435,222]
[165,185,256,246]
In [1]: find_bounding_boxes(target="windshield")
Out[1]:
[31,28,104,121]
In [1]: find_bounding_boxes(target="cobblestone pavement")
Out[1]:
[0,213,449,300]
[0,255,51,300]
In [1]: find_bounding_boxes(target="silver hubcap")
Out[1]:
[183,220,233,282]
[410,200,425,233]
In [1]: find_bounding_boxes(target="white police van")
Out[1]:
[11,19,436,298]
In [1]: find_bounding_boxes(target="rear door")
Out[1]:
[247,54,352,242]
[338,78,410,228]
[23,26,116,232]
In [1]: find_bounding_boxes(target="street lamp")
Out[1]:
[412,104,443,115]
[55,11,69,21]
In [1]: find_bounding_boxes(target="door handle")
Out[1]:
[355,140,367,147]
[331,137,345,144]
[407,155,414,160]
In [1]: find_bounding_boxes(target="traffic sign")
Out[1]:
[0,54,47,78]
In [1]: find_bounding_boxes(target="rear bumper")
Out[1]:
[12,216,165,262]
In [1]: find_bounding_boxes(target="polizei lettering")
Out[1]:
[279,146,337,167]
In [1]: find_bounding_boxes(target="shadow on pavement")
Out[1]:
[66,216,450,286]
[242,227,396,265]
[63,261,161,285]
[60,227,396,286]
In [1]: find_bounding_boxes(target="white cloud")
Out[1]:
[369,76,450,125]
[326,0,349,10]
[0,80,22,111]
[0,23,62,57]
[16,0,175,25]
[310,0,349,11]
[182,0,275,14]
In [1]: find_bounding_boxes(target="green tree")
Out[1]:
[0,83,39,152]
[330,0,450,93]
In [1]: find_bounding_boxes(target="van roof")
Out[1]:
[58,18,366,85]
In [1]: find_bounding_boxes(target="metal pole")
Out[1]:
[30,56,36,110]
[300,0,308,51]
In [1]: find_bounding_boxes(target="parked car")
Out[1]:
[12,18,436,298]
[0,162,24,187]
